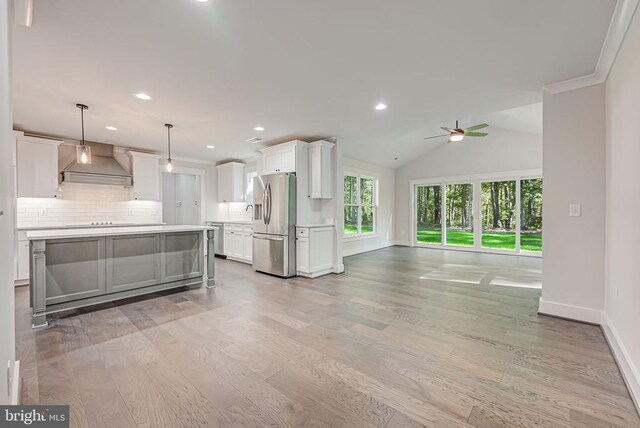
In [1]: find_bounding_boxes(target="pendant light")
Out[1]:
[165,123,174,172]
[76,103,91,164]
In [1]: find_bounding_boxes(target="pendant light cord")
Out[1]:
[81,108,85,146]
[165,123,173,160]
[76,103,88,147]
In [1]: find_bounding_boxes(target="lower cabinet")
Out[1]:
[296,226,335,278]
[41,232,204,306]
[224,224,253,263]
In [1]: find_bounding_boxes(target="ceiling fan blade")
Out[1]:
[464,123,489,132]
[464,132,488,137]
[424,134,450,140]
[441,127,453,132]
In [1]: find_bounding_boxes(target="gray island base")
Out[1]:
[27,225,215,328]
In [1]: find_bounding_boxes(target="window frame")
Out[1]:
[343,172,378,238]
[410,169,542,257]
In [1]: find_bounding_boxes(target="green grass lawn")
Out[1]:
[344,225,373,235]
[416,229,542,252]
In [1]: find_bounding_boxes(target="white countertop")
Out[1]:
[296,224,335,228]
[27,225,212,240]
[207,220,253,225]
[17,222,165,231]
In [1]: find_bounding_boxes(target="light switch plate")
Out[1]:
[569,204,581,217]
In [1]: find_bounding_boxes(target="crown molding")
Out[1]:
[544,0,639,94]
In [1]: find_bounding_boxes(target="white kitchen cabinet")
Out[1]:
[258,141,300,175]
[16,136,62,198]
[308,140,334,199]
[296,226,335,278]
[217,162,245,203]
[296,236,310,273]
[15,230,30,283]
[243,229,253,262]
[128,152,161,201]
[224,224,253,263]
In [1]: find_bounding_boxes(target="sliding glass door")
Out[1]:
[413,176,542,255]
[520,178,543,252]
[416,185,442,244]
[445,184,474,247]
[481,180,516,251]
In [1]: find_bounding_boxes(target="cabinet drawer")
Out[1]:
[296,227,309,238]
[226,225,243,232]
[243,225,253,234]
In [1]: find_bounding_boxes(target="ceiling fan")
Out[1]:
[424,120,489,143]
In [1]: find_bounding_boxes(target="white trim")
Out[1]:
[393,240,412,247]
[602,312,640,413]
[343,233,380,242]
[10,360,20,405]
[544,0,640,94]
[343,242,392,257]
[408,169,542,187]
[538,298,603,324]
[162,165,207,225]
[414,243,541,258]
[333,263,345,274]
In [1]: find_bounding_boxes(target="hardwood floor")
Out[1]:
[15,247,639,427]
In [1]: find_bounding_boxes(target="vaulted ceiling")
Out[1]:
[12,0,616,168]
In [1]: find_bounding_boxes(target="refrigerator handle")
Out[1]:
[266,183,272,225]
[263,184,269,225]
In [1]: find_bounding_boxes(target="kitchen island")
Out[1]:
[27,225,215,328]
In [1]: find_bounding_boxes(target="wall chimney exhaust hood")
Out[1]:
[61,142,132,186]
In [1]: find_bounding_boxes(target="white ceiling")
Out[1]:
[12,0,615,168]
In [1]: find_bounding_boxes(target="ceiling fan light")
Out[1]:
[450,133,464,142]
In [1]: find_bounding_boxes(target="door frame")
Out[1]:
[160,166,206,224]
[409,169,542,257]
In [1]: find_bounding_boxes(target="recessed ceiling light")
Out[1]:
[135,92,152,101]
[206,145,215,149]
[375,103,387,111]
[105,126,117,131]
[254,126,265,132]
[195,0,209,2]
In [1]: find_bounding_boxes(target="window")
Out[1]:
[344,174,376,236]
[481,180,516,250]
[245,170,258,204]
[413,176,542,255]
[520,178,543,252]
[445,183,474,247]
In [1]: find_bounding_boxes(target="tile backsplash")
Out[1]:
[17,183,162,228]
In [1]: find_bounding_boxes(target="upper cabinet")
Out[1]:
[258,141,301,175]
[128,152,161,201]
[217,162,245,203]
[16,135,62,198]
[308,141,334,199]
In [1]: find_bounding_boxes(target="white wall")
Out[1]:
[604,4,640,407]
[394,127,542,245]
[540,84,606,323]
[343,157,395,256]
[1,0,16,405]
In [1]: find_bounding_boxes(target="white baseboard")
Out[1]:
[10,360,20,405]
[343,242,393,257]
[392,240,411,247]
[333,264,345,274]
[538,298,603,324]
[602,313,640,413]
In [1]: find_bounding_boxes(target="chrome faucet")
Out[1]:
[245,204,254,212]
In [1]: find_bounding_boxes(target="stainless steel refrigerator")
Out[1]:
[252,172,296,277]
